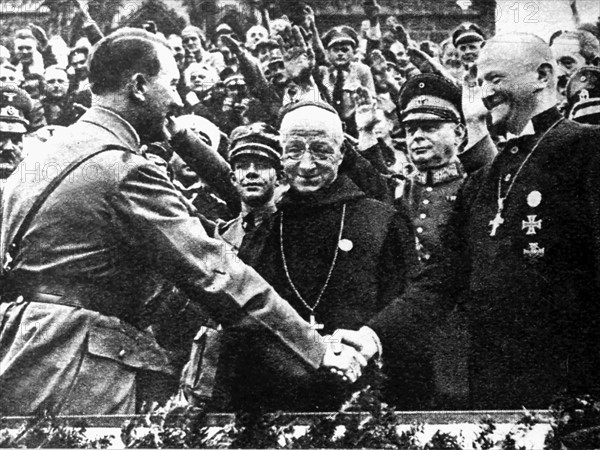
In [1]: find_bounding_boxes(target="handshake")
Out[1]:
[321,327,381,383]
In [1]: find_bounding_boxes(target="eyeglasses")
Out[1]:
[282,139,338,161]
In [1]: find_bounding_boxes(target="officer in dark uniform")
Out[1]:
[0,85,32,181]
[566,65,600,124]
[396,73,494,407]
[398,73,468,263]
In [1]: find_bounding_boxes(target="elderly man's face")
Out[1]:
[0,132,24,179]
[281,115,344,194]
[44,68,69,99]
[15,38,36,65]
[232,156,278,207]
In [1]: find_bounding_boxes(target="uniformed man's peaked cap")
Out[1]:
[452,22,486,47]
[0,85,32,134]
[398,73,463,123]
[566,65,600,124]
[322,26,359,49]
[229,122,282,166]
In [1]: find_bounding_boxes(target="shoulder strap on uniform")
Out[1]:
[2,144,129,274]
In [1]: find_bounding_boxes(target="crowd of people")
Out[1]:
[1,0,600,417]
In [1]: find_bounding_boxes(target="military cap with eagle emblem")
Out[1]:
[566,65,600,124]
[0,85,33,134]
[398,73,463,124]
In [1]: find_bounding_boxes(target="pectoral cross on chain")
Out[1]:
[489,198,505,237]
[309,315,324,332]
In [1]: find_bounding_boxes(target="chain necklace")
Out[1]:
[489,118,564,236]
[280,203,347,330]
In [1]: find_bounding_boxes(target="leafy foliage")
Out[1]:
[0,414,113,448]
[2,390,600,448]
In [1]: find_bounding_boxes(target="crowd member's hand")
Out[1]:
[276,25,314,81]
[333,328,380,361]
[462,66,489,146]
[220,35,244,57]
[393,24,410,49]
[304,4,316,28]
[369,49,401,93]
[407,46,456,84]
[462,66,487,124]
[28,23,48,49]
[363,0,380,22]
[354,86,379,132]
[322,341,368,383]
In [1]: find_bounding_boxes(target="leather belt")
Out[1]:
[7,277,135,324]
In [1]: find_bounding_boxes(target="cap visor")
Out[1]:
[0,121,27,133]
[455,32,484,46]
[328,37,356,48]
[402,111,449,122]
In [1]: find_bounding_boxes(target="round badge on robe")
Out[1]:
[338,239,353,252]
[527,191,542,208]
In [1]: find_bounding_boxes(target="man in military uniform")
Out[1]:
[340,33,600,409]
[0,29,365,416]
[216,122,282,256]
[451,23,486,70]
[320,26,376,137]
[0,85,32,183]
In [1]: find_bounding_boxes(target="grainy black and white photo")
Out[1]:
[0,0,599,447]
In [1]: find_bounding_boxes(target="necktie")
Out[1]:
[332,69,345,117]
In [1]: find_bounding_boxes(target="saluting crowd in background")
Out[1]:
[0,0,600,417]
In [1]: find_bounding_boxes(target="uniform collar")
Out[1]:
[79,106,142,152]
[414,160,465,186]
[531,106,563,134]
